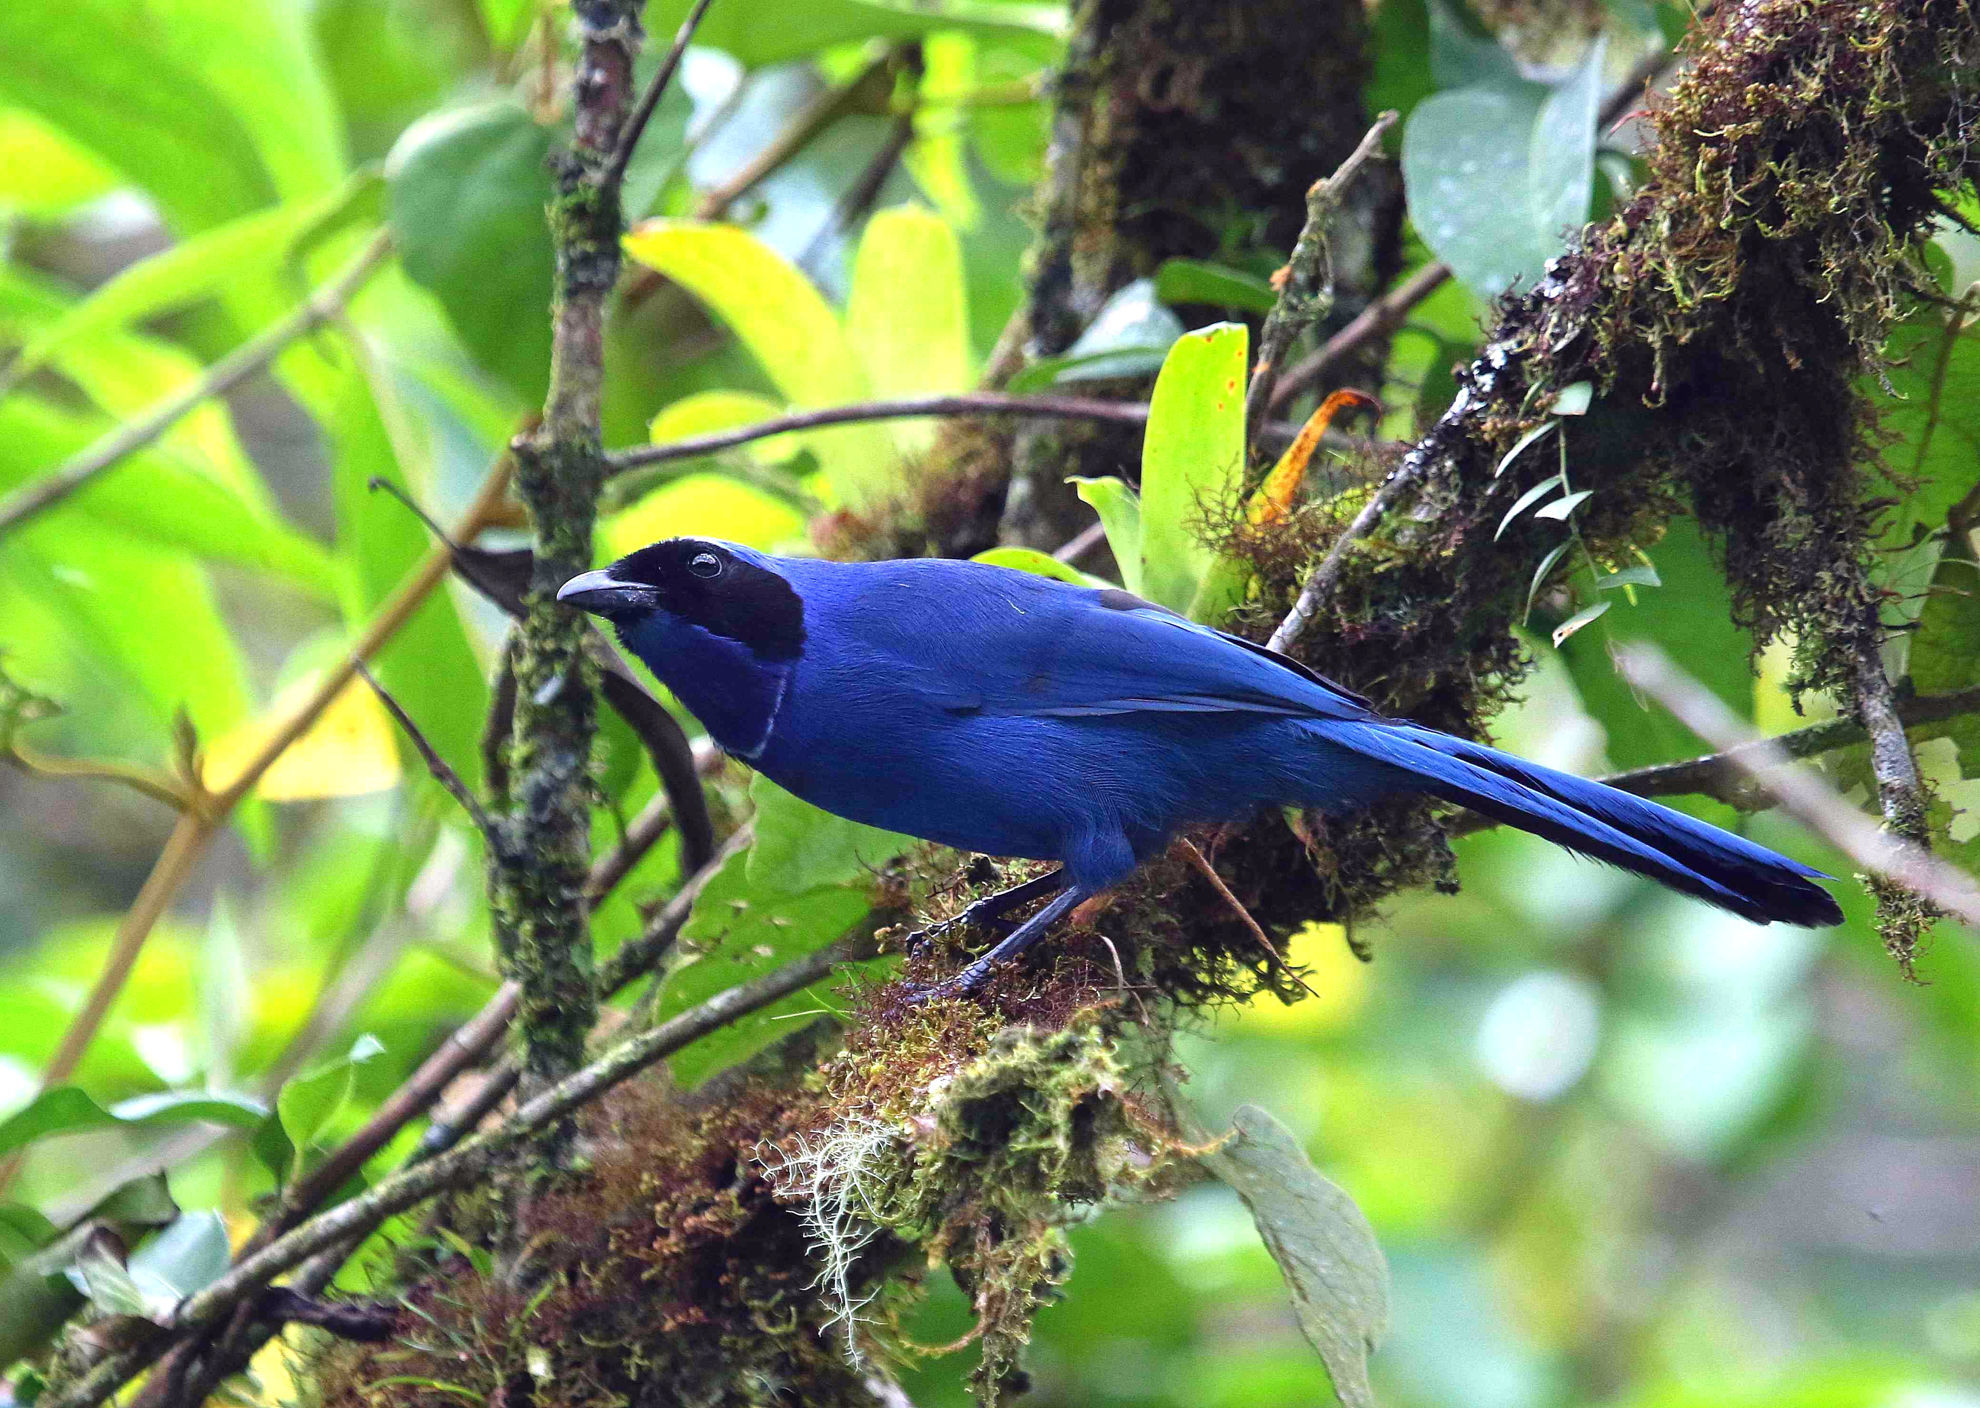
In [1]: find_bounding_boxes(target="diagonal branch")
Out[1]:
[0,231,393,540]
[1244,111,1396,436]
[34,922,883,1408]
[600,0,717,195]
[1616,643,1980,930]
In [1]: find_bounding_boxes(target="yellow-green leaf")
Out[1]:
[1139,322,1247,615]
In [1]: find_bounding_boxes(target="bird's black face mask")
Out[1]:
[557,538,806,663]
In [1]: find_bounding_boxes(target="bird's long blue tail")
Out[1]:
[1315,720,1843,926]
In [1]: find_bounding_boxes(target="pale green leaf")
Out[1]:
[1550,380,1595,416]
[623,219,898,503]
[1550,598,1612,647]
[971,546,1107,587]
[1202,1105,1389,1408]
[845,205,972,453]
[747,775,911,897]
[1494,421,1556,479]
[624,220,864,408]
[1532,488,1593,521]
[1495,474,1564,540]
[0,1087,267,1158]
[1071,476,1144,597]
[1139,322,1248,615]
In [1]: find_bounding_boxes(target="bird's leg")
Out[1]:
[912,885,1093,1000]
[905,868,1065,954]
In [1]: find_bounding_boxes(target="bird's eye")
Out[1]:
[687,551,723,579]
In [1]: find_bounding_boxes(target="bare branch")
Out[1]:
[36,923,885,1408]
[1267,261,1452,414]
[601,0,718,194]
[356,663,503,846]
[1245,111,1397,434]
[0,231,393,539]
[1615,643,1980,930]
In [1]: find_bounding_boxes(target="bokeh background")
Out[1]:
[3,1,1978,1405]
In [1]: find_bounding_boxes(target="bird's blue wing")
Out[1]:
[784,558,1376,723]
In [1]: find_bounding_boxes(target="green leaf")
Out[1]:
[746,775,911,897]
[644,0,1064,69]
[1550,598,1612,647]
[1006,279,1185,392]
[0,0,343,233]
[655,844,886,1089]
[970,546,1107,587]
[1138,322,1248,616]
[1494,421,1557,479]
[622,220,897,504]
[8,191,362,384]
[1153,259,1279,314]
[274,1034,385,1179]
[1495,475,1564,540]
[388,102,555,403]
[0,1087,267,1158]
[1400,38,1604,298]
[845,205,972,454]
[1201,1105,1389,1408]
[0,520,254,743]
[1070,476,1145,597]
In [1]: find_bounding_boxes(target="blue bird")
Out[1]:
[559,539,1842,994]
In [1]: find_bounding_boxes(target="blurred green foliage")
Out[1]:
[1,1,1978,1406]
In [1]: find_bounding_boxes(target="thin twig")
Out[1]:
[799,43,922,273]
[1052,520,1107,566]
[35,927,884,1408]
[1267,453,1428,654]
[1244,112,1397,435]
[693,48,897,220]
[608,393,1155,473]
[1173,838,1319,1000]
[1267,260,1452,414]
[0,231,393,539]
[356,664,503,846]
[0,456,516,1202]
[1615,643,1980,930]
[600,0,718,194]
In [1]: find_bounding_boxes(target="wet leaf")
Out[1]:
[0,1087,267,1158]
[1140,322,1247,617]
[1202,1104,1389,1408]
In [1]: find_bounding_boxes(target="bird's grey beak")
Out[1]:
[557,568,650,614]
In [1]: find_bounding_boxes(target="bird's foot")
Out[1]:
[898,954,1003,1005]
[901,897,1018,959]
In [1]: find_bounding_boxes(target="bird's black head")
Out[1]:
[557,538,806,662]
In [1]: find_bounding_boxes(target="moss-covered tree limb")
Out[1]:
[997,0,1400,549]
[491,0,646,1107]
[1259,0,1979,964]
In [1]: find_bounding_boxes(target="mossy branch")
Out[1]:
[34,926,882,1408]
